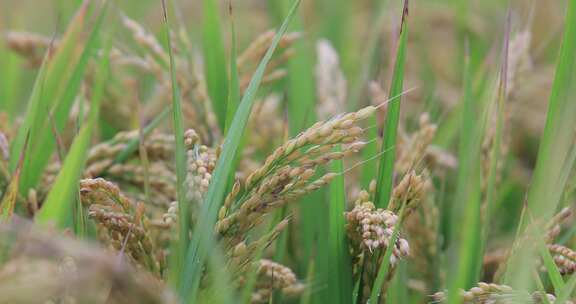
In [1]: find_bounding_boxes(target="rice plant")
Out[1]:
[0,0,576,303]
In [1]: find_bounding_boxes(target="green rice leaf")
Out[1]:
[446,45,485,304]
[539,242,565,293]
[374,0,409,208]
[203,0,229,131]
[327,150,353,304]
[554,274,576,304]
[225,1,240,133]
[0,41,22,117]
[224,0,243,188]
[160,0,190,285]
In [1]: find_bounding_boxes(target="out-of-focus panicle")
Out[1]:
[388,170,428,216]
[394,113,455,180]
[390,118,438,292]
[118,15,222,142]
[0,131,8,164]
[396,113,437,174]
[223,219,299,303]
[507,31,533,99]
[0,218,173,303]
[79,178,161,275]
[481,30,532,195]
[41,130,177,212]
[4,31,56,67]
[249,68,287,90]
[228,219,289,276]
[404,191,439,293]
[237,30,301,90]
[85,130,174,175]
[245,94,285,155]
[238,30,275,68]
[481,114,508,195]
[121,15,168,67]
[237,30,300,69]
[249,259,305,303]
[182,59,221,142]
[0,114,11,190]
[106,162,176,207]
[425,145,458,173]
[315,39,347,120]
[431,282,572,304]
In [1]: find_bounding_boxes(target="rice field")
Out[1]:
[0,0,575,303]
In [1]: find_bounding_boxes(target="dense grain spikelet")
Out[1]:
[346,201,409,261]
[345,191,409,301]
